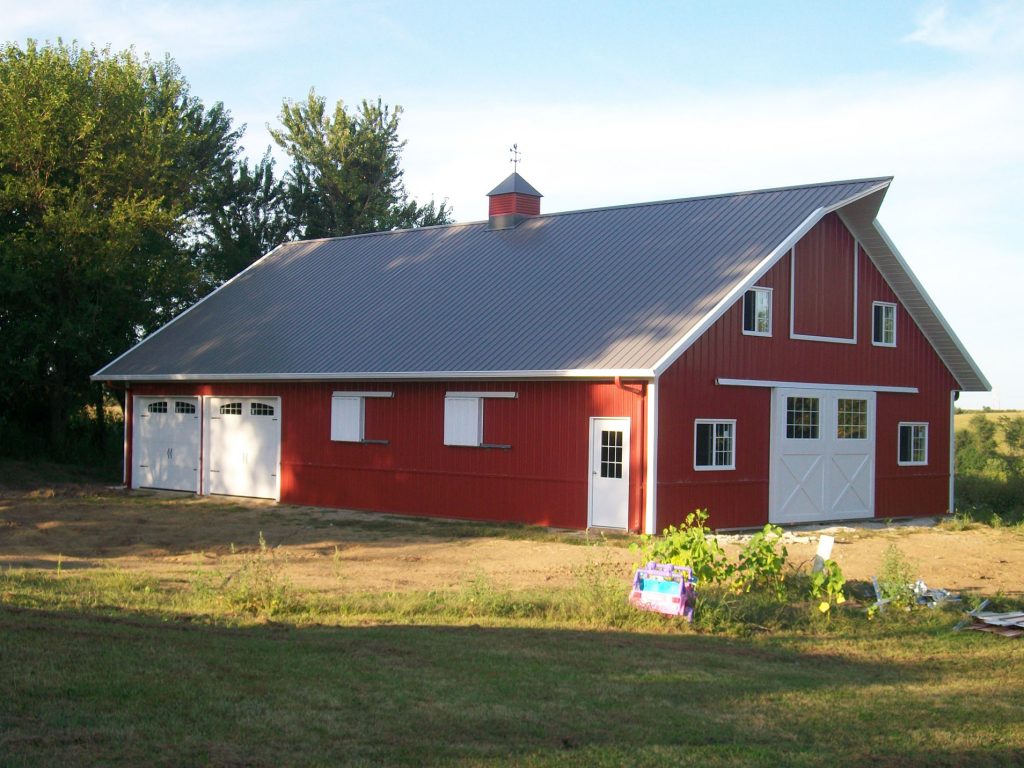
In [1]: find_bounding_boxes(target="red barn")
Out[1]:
[93,175,989,532]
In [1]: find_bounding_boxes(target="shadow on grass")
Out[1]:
[2,603,1023,767]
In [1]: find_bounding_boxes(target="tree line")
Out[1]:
[0,40,451,460]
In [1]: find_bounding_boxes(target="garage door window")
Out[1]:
[219,402,242,415]
[147,401,168,414]
[251,403,275,416]
[175,401,196,414]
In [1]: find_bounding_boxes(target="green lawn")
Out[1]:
[2,569,1023,767]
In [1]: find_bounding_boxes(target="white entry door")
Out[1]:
[589,417,630,529]
[770,388,875,524]
[205,397,281,500]
[133,396,200,492]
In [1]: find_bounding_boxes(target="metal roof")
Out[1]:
[487,172,543,197]
[92,177,988,391]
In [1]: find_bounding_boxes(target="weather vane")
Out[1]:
[509,143,521,172]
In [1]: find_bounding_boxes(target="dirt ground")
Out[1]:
[1,484,1023,597]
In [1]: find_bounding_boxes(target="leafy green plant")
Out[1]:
[877,544,915,610]
[808,559,846,616]
[733,524,788,600]
[633,509,732,585]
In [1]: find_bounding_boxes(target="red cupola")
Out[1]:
[487,172,542,230]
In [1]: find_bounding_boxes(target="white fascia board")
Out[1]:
[716,378,918,394]
[872,222,991,392]
[651,206,828,377]
[91,243,287,382]
[96,368,656,383]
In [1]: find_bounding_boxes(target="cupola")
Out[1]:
[487,172,542,230]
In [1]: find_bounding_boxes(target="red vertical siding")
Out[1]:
[658,216,957,529]
[131,379,648,531]
[792,213,856,339]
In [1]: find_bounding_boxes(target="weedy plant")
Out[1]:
[733,524,788,600]
[808,558,847,617]
[633,509,732,585]
[876,543,916,610]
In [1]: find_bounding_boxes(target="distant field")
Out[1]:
[954,409,1021,433]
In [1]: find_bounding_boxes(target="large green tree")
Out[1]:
[196,150,294,283]
[0,40,241,454]
[270,90,452,238]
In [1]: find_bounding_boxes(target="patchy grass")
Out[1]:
[2,566,1023,767]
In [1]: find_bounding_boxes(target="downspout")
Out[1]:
[949,390,957,515]
[644,379,658,535]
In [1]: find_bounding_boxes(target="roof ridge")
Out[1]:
[276,176,894,248]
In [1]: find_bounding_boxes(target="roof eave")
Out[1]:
[92,368,656,384]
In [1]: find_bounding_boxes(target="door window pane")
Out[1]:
[786,397,819,439]
[600,430,623,478]
[837,399,868,439]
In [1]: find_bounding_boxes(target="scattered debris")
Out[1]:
[956,601,1024,638]
[912,580,961,608]
[870,577,961,614]
[628,562,696,620]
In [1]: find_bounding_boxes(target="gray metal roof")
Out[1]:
[487,172,543,197]
[92,177,987,390]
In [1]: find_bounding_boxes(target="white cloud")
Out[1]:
[1,0,308,62]
[905,1,1024,58]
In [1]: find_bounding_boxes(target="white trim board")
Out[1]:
[332,391,394,398]
[716,378,918,394]
[94,368,655,383]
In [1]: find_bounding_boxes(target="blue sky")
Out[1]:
[5,1,1023,408]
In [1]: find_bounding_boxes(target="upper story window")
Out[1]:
[444,391,516,448]
[331,391,393,442]
[872,302,897,346]
[898,422,928,465]
[694,419,736,470]
[742,287,772,336]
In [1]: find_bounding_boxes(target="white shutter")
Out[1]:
[331,396,364,442]
[444,397,482,446]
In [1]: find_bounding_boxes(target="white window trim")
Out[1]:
[872,301,897,347]
[742,286,772,337]
[788,242,859,344]
[897,421,929,466]
[331,391,393,443]
[444,391,516,448]
[693,419,737,471]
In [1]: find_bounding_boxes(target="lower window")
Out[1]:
[898,422,928,465]
[695,420,736,470]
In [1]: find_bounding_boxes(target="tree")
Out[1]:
[0,40,241,454]
[270,90,452,238]
[196,150,293,282]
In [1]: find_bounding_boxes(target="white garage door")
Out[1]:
[133,396,200,492]
[770,388,875,524]
[205,397,280,500]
